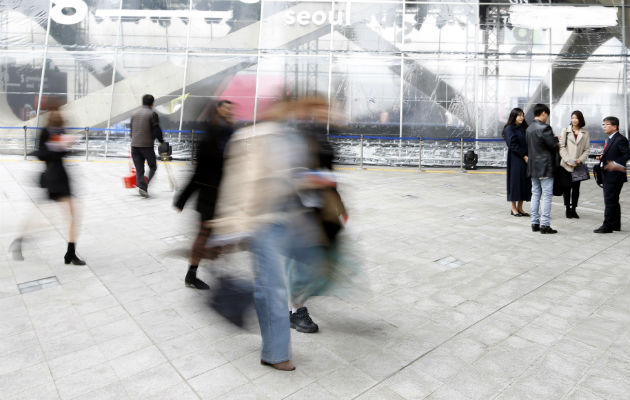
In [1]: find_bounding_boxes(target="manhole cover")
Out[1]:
[434,256,465,268]
[17,276,60,294]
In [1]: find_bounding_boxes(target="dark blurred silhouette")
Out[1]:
[175,100,234,289]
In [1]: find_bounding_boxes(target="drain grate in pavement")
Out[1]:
[435,256,465,268]
[17,276,60,294]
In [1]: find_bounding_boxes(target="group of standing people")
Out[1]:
[504,104,629,234]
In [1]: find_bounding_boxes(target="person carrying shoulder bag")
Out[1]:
[559,110,591,219]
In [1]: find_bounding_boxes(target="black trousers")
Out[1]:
[562,180,581,207]
[131,146,157,191]
[603,180,624,229]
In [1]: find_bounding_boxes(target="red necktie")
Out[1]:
[603,141,608,152]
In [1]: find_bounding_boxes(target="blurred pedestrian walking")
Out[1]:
[9,107,85,265]
[175,100,234,289]
[130,94,164,198]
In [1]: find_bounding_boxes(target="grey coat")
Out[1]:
[526,119,558,178]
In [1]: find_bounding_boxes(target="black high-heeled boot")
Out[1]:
[64,242,86,265]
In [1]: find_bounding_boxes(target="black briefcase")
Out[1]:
[593,163,604,188]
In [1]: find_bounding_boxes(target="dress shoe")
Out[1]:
[261,360,295,371]
[510,210,522,217]
[290,307,319,333]
[593,226,613,233]
[612,226,621,231]
[518,211,530,217]
[540,226,557,234]
[531,224,540,232]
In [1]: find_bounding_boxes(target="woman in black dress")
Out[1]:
[503,108,531,216]
[10,108,85,264]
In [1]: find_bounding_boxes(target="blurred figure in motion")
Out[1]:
[287,97,348,333]
[9,107,85,265]
[209,96,347,371]
[130,94,164,198]
[175,100,234,289]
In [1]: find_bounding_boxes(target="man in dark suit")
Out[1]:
[526,104,559,234]
[594,116,630,233]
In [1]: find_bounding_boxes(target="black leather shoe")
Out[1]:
[540,226,557,234]
[518,211,530,217]
[571,208,579,219]
[511,210,522,217]
[565,208,573,219]
[290,307,319,333]
[531,224,540,232]
[612,226,621,231]
[593,226,613,234]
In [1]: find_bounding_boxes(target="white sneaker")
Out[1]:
[139,188,149,198]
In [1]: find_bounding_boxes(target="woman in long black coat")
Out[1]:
[503,108,531,216]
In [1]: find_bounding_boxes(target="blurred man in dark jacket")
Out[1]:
[526,104,559,234]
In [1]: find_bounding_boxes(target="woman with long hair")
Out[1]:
[558,110,590,218]
[503,107,531,216]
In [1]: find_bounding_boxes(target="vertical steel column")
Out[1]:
[177,0,194,143]
[460,137,464,171]
[252,1,267,131]
[105,0,124,158]
[326,0,335,137]
[418,137,423,171]
[23,126,27,160]
[359,134,364,169]
[623,3,629,139]
[34,1,53,131]
[85,127,89,161]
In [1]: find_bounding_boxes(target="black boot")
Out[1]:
[565,206,573,219]
[290,307,319,333]
[9,238,24,261]
[571,206,579,219]
[185,266,209,290]
[64,242,86,265]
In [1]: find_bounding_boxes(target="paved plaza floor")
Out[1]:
[1,156,629,400]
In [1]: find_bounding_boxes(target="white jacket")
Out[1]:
[559,126,590,172]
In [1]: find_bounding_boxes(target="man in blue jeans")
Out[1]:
[526,104,559,234]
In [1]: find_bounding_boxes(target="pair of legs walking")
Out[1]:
[10,196,84,265]
[131,147,157,196]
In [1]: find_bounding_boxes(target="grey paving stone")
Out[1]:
[2,160,629,400]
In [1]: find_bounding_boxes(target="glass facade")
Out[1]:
[0,0,628,163]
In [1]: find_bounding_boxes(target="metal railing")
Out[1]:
[0,125,608,170]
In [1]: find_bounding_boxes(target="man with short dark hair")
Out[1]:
[130,94,164,198]
[594,116,629,233]
[526,104,559,234]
